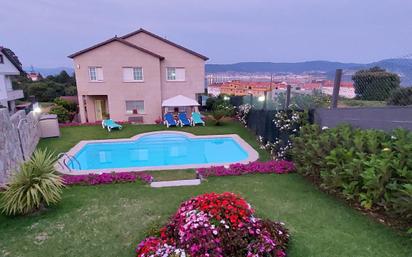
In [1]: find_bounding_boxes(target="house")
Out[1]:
[0,47,24,113]
[209,81,286,96]
[207,83,221,97]
[69,28,208,124]
[299,80,355,98]
[27,71,42,81]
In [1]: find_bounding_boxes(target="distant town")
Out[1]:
[206,72,355,98]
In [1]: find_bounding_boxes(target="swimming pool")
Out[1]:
[59,131,258,174]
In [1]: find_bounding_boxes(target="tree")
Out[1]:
[13,70,77,102]
[64,85,77,96]
[352,66,400,101]
[51,71,72,84]
[387,87,412,106]
[27,81,65,102]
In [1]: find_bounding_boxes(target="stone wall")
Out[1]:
[0,108,40,185]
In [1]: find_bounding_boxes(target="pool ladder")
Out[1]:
[57,153,81,172]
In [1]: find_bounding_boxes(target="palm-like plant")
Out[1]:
[210,103,235,125]
[1,149,64,216]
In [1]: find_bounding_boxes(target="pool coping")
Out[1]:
[56,131,259,175]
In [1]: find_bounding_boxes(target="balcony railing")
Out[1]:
[7,90,24,101]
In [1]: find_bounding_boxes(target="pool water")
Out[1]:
[68,133,249,170]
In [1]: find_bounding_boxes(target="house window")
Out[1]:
[126,100,144,114]
[166,67,185,81]
[88,67,103,81]
[0,55,3,64]
[123,67,143,82]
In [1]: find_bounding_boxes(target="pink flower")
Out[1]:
[197,160,295,178]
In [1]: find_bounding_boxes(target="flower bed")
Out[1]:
[197,160,295,178]
[62,172,153,185]
[136,192,289,257]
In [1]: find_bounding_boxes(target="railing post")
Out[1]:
[263,91,267,110]
[285,84,291,109]
[331,69,343,109]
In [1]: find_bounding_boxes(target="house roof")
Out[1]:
[0,47,24,73]
[121,28,209,61]
[68,36,165,59]
[162,95,200,107]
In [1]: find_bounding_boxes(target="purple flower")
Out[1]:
[197,161,295,178]
[62,172,153,186]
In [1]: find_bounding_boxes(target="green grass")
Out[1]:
[148,169,197,181]
[1,120,411,257]
[37,120,270,161]
[338,99,387,107]
[0,175,410,257]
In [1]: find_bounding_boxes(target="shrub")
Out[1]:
[53,98,78,112]
[205,95,230,111]
[135,192,289,257]
[0,149,64,216]
[274,90,330,109]
[49,105,70,123]
[291,124,412,226]
[387,87,412,106]
[236,103,252,126]
[256,108,308,160]
[210,103,234,125]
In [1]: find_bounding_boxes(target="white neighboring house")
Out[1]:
[207,83,221,97]
[0,47,24,112]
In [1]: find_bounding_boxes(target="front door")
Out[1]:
[95,100,104,121]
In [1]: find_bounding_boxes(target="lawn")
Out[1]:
[1,120,411,257]
[338,99,387,108]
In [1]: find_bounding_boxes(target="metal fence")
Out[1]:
[225,58,412,111]
[229,89,329,111]
[333,65,412,108]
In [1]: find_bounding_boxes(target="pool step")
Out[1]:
[150,179,201,188]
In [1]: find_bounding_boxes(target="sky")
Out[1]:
[1,0,412,68]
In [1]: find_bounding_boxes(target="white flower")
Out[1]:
[322,126,329,130]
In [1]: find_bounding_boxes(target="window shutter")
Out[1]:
[96,67,104,81]
[176,68,186,81]
[123,68,133,81]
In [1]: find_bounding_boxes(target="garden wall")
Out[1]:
[0,108,40,185]
[314,107,412,131]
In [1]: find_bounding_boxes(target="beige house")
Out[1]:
[69,28,208,124]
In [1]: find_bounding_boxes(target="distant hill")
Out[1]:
[24,67,74,77]
[206,58,412,85]
[26,58,412,85]
[207,61,360,73]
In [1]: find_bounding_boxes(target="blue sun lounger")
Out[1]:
[164,113,177,128]
[191,112,205,126]
[102,119,122,132]
[178,112,191,127]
